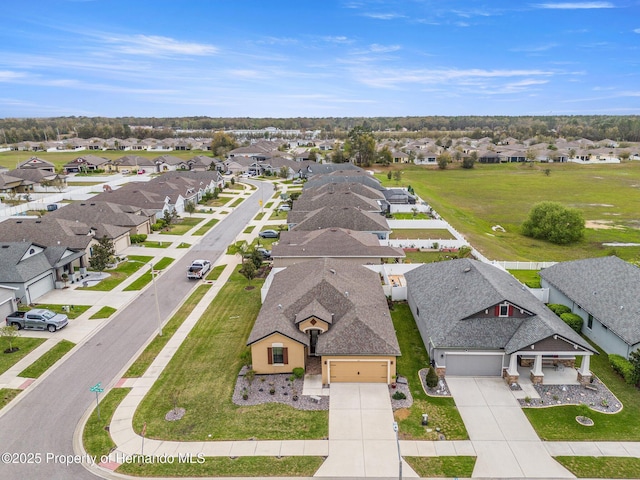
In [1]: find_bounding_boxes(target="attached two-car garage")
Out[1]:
[445,352,504,377]
[326,358,392,383]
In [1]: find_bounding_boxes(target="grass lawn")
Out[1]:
[555,456,640,478]
[160,217,203,235]
[392,212,432,220]
[192,218,219,235]
[390,228,455,240]
[140,240,170,249]
[254,212,266,221]
[205,264,226,281]
[524,339,640,440]
[228,197,244,208]
[79,255,153,291]
[403,250,454,263]
[243,225,256,234]
[29,303,90,319]
[391,303,467,440]
[269,210,288,220]
[377,162,640,262]
[405,456,476,478]
[117,456,324,477]
[508,269,541,288]
[83,388,131,457]
[0,338,47,375]
[133,269,328,441]
[177,242,191,248]
[264,202,273,209]
[0,389,21,410]
[18,339,75,378]
[89,306,117,319]
[124,284,211,378]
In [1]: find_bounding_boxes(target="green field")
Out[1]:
[377,162,640,261]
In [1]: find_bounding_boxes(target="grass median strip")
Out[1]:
[0,389,21,410]
[392,302,467,440]
[0,338,47,375]
[405,456,476,478]
[124,284,211,378]
[555,456,640,478]
[133,268,328,441]
[205,264,225,281]
[80,255,153,291]
[18,340,75,378]
[83,388,132,458]
[89,306,117,319]
[160,217,203,235]
[193,218,219,235]
[123,257,175,292]
[117,456,324,477]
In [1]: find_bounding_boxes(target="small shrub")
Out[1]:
[560,312,583,333]
[292,367,305,379]
[548,304,571,316]
[269,387,275,395]
[425,366,438,388]
[130,234,147,244]
[609,354,638,384]
[240,349,252,367]
[151,222,163,231]
[392,391,406,400]
[524,396,531,404]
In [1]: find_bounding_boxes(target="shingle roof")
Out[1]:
[0,242,54,283]
[272,228,404,260]
[292,190,382,213]
[303,182,385,200]
[539,256,640,345]
[50,201,149,228]
[247,258,400,356]
[289,206,389,232]
[405,258,594,354]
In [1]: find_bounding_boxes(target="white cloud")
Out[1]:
[510,43,558,52]
[100,34,218,56]
[634,28,640,34]
[362,12,405,20]
[534,2,614,9]
[0,70,27,81]
[322,36,353,44]
[369,44,401,53]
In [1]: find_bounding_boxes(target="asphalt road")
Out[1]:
[0,180,273,480]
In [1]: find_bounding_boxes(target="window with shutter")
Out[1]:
[283,347,288,365]
[267,347,273,365]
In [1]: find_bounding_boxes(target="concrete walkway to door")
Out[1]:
[314,383,418,478]
[447,377,575,479]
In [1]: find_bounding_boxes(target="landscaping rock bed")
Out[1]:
[419,368,451,397]
[519,375,622,413]
[232,369,328,411]
[389,376,413,409]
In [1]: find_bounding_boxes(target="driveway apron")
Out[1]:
[314,383,418,477]
[447,377,575,478]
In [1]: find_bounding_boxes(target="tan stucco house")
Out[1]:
[247,258,400,384]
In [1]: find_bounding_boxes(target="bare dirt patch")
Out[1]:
[586,220,620,230]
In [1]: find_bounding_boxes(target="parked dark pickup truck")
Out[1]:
[5,309,69,332]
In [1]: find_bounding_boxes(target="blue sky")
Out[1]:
[1,0,639,118]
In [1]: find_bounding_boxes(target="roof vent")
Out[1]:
[463,267,471,273]
[345,291,349,297]
[329,269,336,274]
[278,304,282,309]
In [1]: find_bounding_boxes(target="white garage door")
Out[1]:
[26,274,55,303]
[446,353,503,376]
[0,298,14,323]
[329,360,388,383]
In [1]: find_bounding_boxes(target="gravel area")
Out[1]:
[419,368,452,397]
[389,376,413,410]
[519,374,623,413]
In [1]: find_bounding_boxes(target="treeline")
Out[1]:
[1,115,639,144]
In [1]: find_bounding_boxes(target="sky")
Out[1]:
[1,0,640,118]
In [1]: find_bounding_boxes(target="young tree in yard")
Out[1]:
[377,145,393,166]
[521,201,585,245]
[462,151,477,169]
[628,349,640,385]
[393,170,402,184]
[89,236,115,272]
[0,325,21,353]
[278,166,288,178]
[239,259,257,283]
[330,148,346,163]
[387,171,392,180]
[184,202,196,217]
[438,152,451,170]
[163,209,178,227]
[344,126,376,166]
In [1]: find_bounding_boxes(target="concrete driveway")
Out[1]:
[447,377,575,478]
[314,383,418,478]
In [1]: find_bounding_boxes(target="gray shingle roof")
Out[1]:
[247,258,400,356]
[292,190,382,213]
[272,228,404,260]
[0,242,54,283]
[405,258,594,354]
[540,256,640,345]
[289,206,389,232]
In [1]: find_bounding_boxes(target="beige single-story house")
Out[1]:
[247,258,400,384]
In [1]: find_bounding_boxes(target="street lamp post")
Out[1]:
[149,264,162,336]
[393,421,402,480]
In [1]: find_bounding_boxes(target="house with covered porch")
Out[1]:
[405,259,596,385]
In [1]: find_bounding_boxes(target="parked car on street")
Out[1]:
[256,247,272,259]
[187,259,211,279]
[277,204,291,212]
[258,229,279,239]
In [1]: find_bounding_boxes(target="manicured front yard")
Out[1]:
[79,255,153,291]
[555,456,640,478]
[0,338,47,375]
[405,456,476,478]
[390,228,455,240]
[132,269,328,441]
[28,303,90,319]
[391,302,467,440]
[524,339,640,441]
[159,217,203,235]
[18,339,75,378]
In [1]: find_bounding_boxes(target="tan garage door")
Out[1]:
[329,360,388,383]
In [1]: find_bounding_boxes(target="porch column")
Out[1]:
[504,353,519,384]
[530,354,544,384]
[577,355,592,384]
